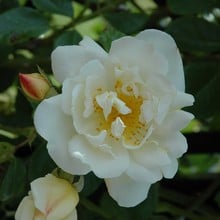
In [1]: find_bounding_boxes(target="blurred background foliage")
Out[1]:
[0,0,220,219]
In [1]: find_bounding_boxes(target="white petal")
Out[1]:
[110,36,168,76]
[86,130,107,146]
[47,137,90,175]
[34,95,90,174]
[105,174,151,207]
[31,174,79,220]
[34,95,73,141]
[96,91,131,119]
[126,160,162,183]
[95,92,114,119]
[161,158,178,178]
[72,84,101,136]
[113,95,131,115]
[158,131,188,158]
[145,73,175,97]
[161,110,194,131]
[133,142,171,168]
[83,60,108,117]
[80,36,108,58]
[51,45,103,83]
[61,78,75,115]
[155,95,173,124]
[136,29,185,91]
[141,100,154,122]
[111,117,125,138]
[68,135,129,178]
[15,195,35,220]
[172,91,195,109]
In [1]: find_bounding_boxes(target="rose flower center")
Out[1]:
[94,80,148,146]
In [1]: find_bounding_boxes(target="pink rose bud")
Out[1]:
[19,73,50,101]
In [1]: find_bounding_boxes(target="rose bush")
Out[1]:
[34,29,194,207]
[15,174,79,220]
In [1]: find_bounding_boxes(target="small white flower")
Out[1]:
[15,174,79,220]
[34,29,194,207]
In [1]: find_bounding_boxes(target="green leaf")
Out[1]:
[185,61,220,119]
[54,30,82,48]
[99,26,125,51]
[166,17,220,53]
[0,142,15,164]
[104,11,148,34]
[0,158,26,202]
[0,7,49,43]
[32,0,73,17]
[28,143,56,182]
[167,0,220,15]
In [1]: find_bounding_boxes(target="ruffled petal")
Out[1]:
[172,91,194,109]
[61,78,76,115]
[34,95,73,141]
[110,36,168,76]
[136,29,185,91]
[126,160,162,183]
[133,142,171,168]
[68,135,129,178]
[159,110,194,132]
[34,95,90,174]
[72,84,101,136]
[105,174,151,207]
[51,43,105,83]
[47,137,90,175]
[79,36,108,58]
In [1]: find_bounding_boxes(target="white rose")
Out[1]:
[15,174,79,220]
[34,29,194,207]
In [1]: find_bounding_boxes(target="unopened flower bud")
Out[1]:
[19,73,50,101]
[15,174,79,220]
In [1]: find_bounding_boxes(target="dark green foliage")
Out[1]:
[168,0,220,15]
[54,30,82,48]
[32,0,74,17]
[185,61,220,120]
[0,158,26,202]
[166,17,220,53]
[104,11,148,34]
[27,143,56,182]
[0,7,50,43]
